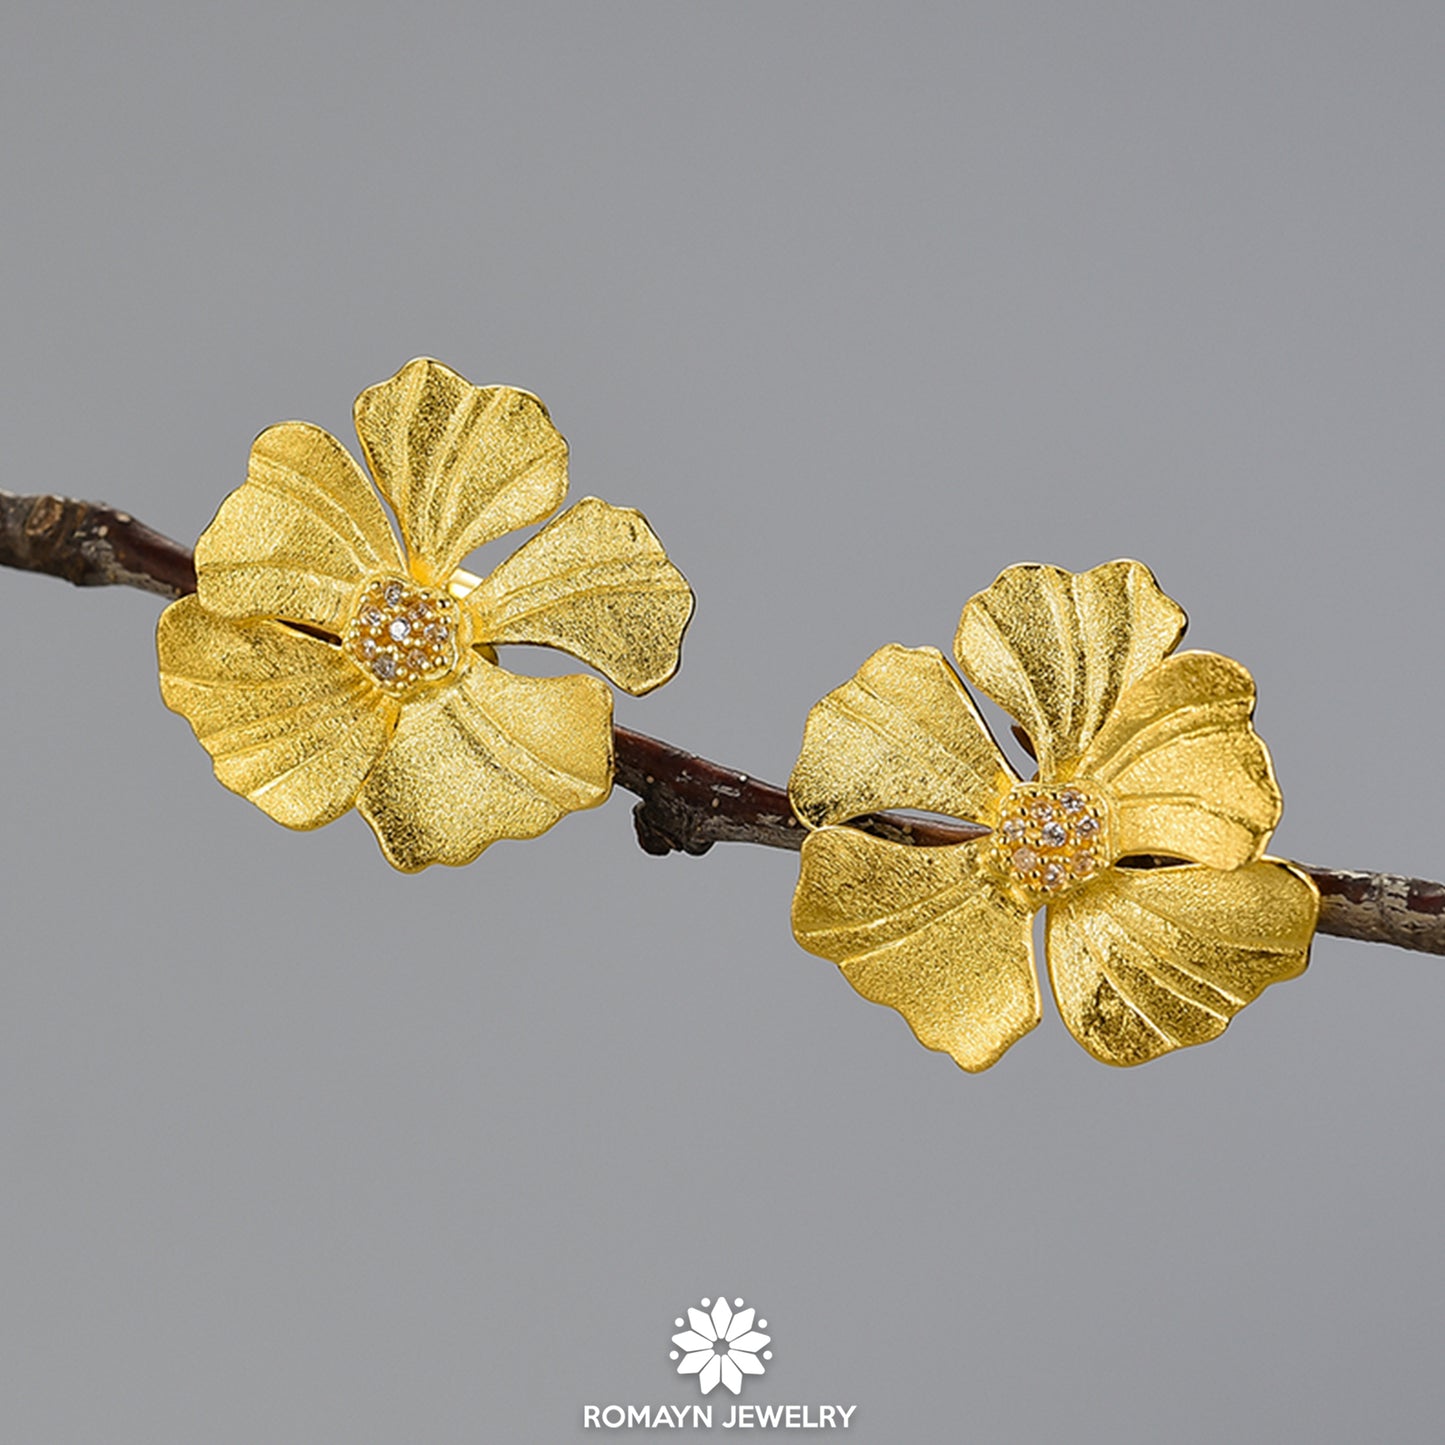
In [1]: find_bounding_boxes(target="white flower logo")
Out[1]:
[669,1295,772,1396]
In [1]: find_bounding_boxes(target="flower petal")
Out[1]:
[353,358,568,583]
[953,560,1187,778]
[791,831,1039,1071]
[710,1297,734,1340]
[789,645,1015,830]
[1078,651,1281,868]
[1046,860,1318,1067]
[195,422,404,631]
[719,1355,744,1395]
[725,1308,755,1341]
[699,1355,723,1394]
[732,1351,766,1376]
[355,656,612,870]
[157,596,396,829]
[688,1308,717,1341]
[677,1350,712,1375]
[465,497,693,694]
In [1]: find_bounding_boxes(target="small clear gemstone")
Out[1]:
[995,782,1110,894]
[347,575,463,691]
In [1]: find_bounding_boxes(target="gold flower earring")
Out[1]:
[157,358,693,871]
[788,560,1318,1069]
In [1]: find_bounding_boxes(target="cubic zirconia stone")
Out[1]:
[992,781,1114,898]
[345,574,467,695]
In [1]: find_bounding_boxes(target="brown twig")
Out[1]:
[2,488,1441,956]
[0,490,196,598]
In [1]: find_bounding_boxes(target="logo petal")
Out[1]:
[727,1331,770,1354]
[671,1330,714,1352]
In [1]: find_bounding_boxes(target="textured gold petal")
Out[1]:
[1046,860,1317,1067]
[356,657,612,871]
[157,595,396,829]
[789,645,1015,829]
[1078,651,1281,868]
[953,560,1187,778]
[465,497,693,695]
[353,358,568,583]
[792,830,1039,1071]
[195,422,404,631]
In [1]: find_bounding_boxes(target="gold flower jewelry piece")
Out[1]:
[788,560,1319,1069]
[157,358,693,871]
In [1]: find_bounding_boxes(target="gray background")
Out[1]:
[2,3,1442,1441]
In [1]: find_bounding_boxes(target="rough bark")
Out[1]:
[2,488,1441,956]
[0,490,196,597]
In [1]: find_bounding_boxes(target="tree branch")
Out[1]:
[2,488,1440,956]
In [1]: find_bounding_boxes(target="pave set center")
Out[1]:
[992,782,1112,898]
[343,575,466,695]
